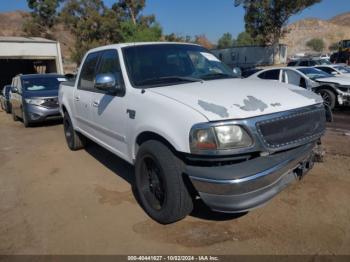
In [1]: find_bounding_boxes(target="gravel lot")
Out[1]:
[0,107,350,255]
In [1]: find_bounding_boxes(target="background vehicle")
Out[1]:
[59,42,325,224]
[249,66,350,109]
[11,74,66,127]
[0,85,12,113]
[315,64,350,77]
[287,58,331,67]
[331,40,350,64]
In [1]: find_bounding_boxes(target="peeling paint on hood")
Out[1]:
[150,79,322,121]
[198,100,229,118]
[234,96,268,112]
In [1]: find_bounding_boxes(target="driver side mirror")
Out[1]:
[94,73,122,94]
[11,86,18,94]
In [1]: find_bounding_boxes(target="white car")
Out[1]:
[59,42,326,224]
[249,66,350,109]
[315,64,350,77]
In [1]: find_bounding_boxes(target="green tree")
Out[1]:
[61,0,162,63]
[217,33,234,49]
[234,0,321,45]
[164,33,186,42]
[61,0,122,63]
[24,0,62,37]
[235,31,257,46]
[306,38,325,52]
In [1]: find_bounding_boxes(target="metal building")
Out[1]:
[0,37,64,88]
[212,44,288,69]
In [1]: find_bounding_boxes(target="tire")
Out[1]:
[22,110,31,128]
[63,112,86,151]
[135,140,193,224]
[12,108,19,121]
[318,89,336,110]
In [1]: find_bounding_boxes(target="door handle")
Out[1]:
[92,101,99,107]
[74,96,80,101]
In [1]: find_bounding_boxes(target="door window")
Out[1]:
[258,69,280,80]
[95,49,124,94]
[78,52,100,91]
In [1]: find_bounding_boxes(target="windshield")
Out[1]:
[122,44,236,88]
[334,65,350,73]
[297,67,333,80]
[22,77,66,92]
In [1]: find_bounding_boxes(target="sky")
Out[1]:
[1,0,349,42]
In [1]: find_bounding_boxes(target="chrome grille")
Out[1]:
[256,107,326,149]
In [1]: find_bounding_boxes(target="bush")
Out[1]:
[306,38,325,52]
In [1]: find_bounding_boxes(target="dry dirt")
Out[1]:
[0,108,350,255]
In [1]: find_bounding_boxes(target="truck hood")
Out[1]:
[316,76,350,86]
[150,79,322,121]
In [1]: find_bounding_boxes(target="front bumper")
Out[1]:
[186,143,315,213]
[25,104,62,123]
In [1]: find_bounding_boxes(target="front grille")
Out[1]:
[256,107,326,149]
[41,98,59,109]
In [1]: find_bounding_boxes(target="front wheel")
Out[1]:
[63,112,86,150]
[318,89,336,110]
[135,140,193,224]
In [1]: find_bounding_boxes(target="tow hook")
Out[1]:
[296,156,314,180]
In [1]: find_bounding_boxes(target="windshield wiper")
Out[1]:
[200,73,235,80]
[137,76,203,86]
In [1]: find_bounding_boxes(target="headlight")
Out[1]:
[214,125,252,149]
[25,98,45,106]
[190,124,252,153]
[337,86,350,93]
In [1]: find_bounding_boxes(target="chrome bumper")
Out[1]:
[186,143,315,212]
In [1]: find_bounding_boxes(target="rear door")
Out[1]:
[89,49,129,159]
[74,51,101,135]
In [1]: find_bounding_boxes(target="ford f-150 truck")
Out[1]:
[59,42,326,224]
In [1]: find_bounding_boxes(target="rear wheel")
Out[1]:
[135,140,193,224]
[318,89,336,110]
[63,112,86,150]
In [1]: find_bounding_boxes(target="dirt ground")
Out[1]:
[0,108,350,255]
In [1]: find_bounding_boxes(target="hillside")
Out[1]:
[281,12,350,55]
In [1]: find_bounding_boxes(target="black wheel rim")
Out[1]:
[64,118,73,146]
[320,91,331,106]
[140,155,166,211]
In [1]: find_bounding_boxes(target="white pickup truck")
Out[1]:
[59,42,326,224]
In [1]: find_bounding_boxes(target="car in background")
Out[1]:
[287,58,331,67]
[0,85,12,113]
[10,74,67,127]
[248,66,350,109]
[315,64,350,77]
[241,67,262,78]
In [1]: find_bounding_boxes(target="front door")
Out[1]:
[89,49,129,159]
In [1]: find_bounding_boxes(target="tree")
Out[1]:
[194,35,214,49]
[306,38,325,52]
[217,33,234,49]
[61,0,122,63]
[164,33,186,42]
[61,0,162,63]
[234,0,321,45]
[112,0,145,25]
[24,0,63,37]
[235,31,257,46]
